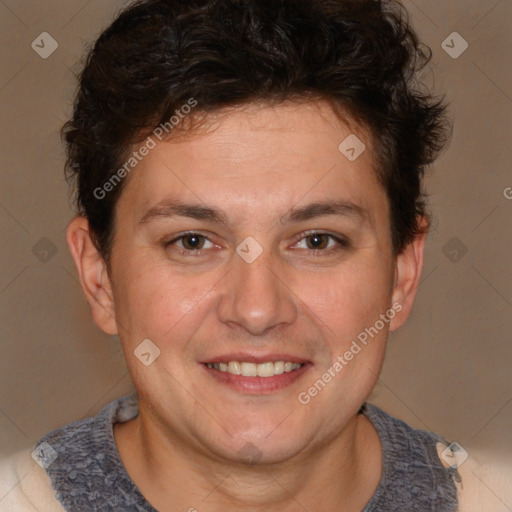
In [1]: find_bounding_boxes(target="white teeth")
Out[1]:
[208,361,304,377]
[274,361,285,375]
[240,362,257,376]
[228,361,241,375]
[257,362,274,377]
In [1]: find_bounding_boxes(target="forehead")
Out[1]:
[117,100,386,224]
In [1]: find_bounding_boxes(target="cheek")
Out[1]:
[294,261,392,413]
[297,258,393,340]
[112,260,219,344]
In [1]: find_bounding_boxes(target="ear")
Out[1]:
[389,217,428,332]
[66,216,118,335]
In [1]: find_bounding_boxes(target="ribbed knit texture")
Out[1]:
[36,394,460,511]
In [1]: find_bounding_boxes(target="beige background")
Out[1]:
[0,0,511,508]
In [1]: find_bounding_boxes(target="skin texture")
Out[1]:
[67,100,426,511]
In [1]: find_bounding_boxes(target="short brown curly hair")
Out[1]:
[63,0,451,264]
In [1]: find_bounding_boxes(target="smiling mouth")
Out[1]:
[204,361,304,377]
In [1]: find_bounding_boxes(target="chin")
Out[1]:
[202,425,308,466]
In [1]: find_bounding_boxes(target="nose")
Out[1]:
[216,248,298,336]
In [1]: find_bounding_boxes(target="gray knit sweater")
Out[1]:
[35,394,460,511]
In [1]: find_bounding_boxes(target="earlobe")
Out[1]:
[66,217,118,335]
[389,219,428,332]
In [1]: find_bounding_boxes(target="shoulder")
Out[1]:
[0,448,65,511]
[31,394,144,511]
[0,406,117,512]
[436,443,512,512]
[36,393,138,476]
[364,403,512,511]
[363,403,459,510]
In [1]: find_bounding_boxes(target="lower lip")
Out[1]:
[201,363,312,394]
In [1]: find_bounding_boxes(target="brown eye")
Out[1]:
[305,233,330,250]
[181,234,206,250]
[165,232,215,253]
[293,232,350,254]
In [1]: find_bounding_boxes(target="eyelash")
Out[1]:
[164,231,350,256]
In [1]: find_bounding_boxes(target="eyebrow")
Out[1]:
[284,199,367,224]
[138,198,367,226]
[139,200,229,225]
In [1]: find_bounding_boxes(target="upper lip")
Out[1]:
[201,353,310,364]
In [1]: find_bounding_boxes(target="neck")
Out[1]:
[114,405,382,512]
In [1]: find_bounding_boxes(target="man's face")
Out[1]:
[107,101,399,463]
